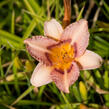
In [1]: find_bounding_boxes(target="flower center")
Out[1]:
[47,41,74,71]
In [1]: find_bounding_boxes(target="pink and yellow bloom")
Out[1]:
[24,19,102,93]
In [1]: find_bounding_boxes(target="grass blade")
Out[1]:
[11,85,35,105]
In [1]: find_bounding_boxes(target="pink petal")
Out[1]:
[24,36,57,65]
[61,19,90,57]
[51,62,80,93]
[30,63,53,87]
[76,50,103,70]
[44,19,63,40]
[68,62,80,86]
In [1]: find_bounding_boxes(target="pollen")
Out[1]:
[48,41,74,71]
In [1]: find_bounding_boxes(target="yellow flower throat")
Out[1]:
[48,42,74,71]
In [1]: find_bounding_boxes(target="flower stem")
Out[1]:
[61,91,72,109]
[63,0,71,28]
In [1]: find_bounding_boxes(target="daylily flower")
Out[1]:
[24,19,102,93]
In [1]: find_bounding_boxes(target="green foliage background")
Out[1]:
[0,0,109,109]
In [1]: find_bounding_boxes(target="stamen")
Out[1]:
[47,41,74,71]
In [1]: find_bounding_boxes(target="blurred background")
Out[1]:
[0,0,109,109]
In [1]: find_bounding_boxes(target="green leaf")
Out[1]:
[23,18,36,39]
[76,5,85,21]
[0,30,22,43]
[11,85,35,105]
[71,83,82,102]
[104,70,109,89]
[17,100,52,106]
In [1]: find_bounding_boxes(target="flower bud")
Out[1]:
[79,81,87,103]
[14,57,22,70]
[25,60,35,72]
